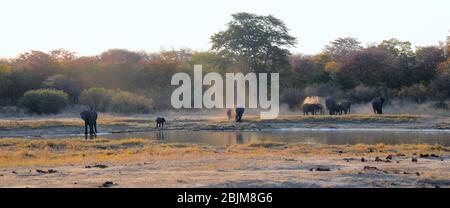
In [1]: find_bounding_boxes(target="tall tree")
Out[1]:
[378,38,414,57]
[211,13,297,73]
[324,37,362,61]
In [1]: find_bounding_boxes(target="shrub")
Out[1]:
[347,85,379,103]
[79,87,113,111]
[397,84,428,103]
[18,89,68,114]
[280,88,305,110]
[110,91,153,114]
[79,87,152,114]
[42,74,81,103]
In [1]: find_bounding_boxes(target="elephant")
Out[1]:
[80,109,97,135]
[325,97,340,115]
[226,109,233,120]
[235,108,245,122]
[338,100,351,115]
[313,104,324,115]
[156,117,166,128]
[372,97,385,114]
[302,103,323,115]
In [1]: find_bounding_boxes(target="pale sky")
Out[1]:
[1,0,449,58]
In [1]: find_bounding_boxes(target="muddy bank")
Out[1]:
[0,139,448,188]
[0,146,448,188]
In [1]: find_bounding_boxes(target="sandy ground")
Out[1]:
[0,151,448,188]
[0,114,448,188]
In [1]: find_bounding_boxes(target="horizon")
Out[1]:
[1,0,449,58]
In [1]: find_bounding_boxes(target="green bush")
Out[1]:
[79,87,113,111]
[110,91,153,114]
[79,87,152,114]
[18,89,68,114]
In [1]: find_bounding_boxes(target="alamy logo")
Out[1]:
[171,65,279,119]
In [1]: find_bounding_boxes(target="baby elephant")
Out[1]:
[156,117,166,128]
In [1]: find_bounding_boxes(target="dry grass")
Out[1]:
[1,138,447,168]
[0,138,215,167]
[0,116,155,130]
[240,114,425,123]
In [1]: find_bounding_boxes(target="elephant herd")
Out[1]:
[80,98,385,136]
[80,107,246,136]
[302,97,385,116]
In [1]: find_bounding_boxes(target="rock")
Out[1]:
[412,158,418,162]
[386,155,393,160]
[363,166,378,170]
[430,154,439,158]
[361,158,366,162]
[93,164,108,169]
[375,156,383,162]
[11,171,17,174]
[420,154,429,158]
[285,158,297,162]
[36,169,57,174]
[415,172,421,176]
[85,164,108,169]
[315,167,331,171]
[100,181,117,188]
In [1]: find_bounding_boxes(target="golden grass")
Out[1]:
[241,114,424,123]
[0,116,155,130]
[0,138,214,167]
[0,114,429,132]
[0,137,447,168]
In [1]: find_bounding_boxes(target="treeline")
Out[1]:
[0,13,449,114]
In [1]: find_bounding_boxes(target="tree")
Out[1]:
[413,46,446,83]
[0,64,13,104]
[379,38,414,57]
[324,37,362,61]
[211,12,297,73]
[341,47,397,88]
[42,74,81,103]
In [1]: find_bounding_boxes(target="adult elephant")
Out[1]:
[302,104,315,115]
[80,109,98,135]
[156,117,166,128]
[338,100,351,115]
[235,108,245,122]
[371,97,385,114]
[325,97,340,115]
[302,103,323,115]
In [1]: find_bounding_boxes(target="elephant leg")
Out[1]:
[84,122,88,135]
[89,125,94,135]
[94,122,97,134]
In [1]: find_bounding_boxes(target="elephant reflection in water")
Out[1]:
[156,131,165,140]
[235,132,244,144]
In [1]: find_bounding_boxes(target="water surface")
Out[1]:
[98,128,450,146]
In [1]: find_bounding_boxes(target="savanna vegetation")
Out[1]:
[0,12,449,114]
